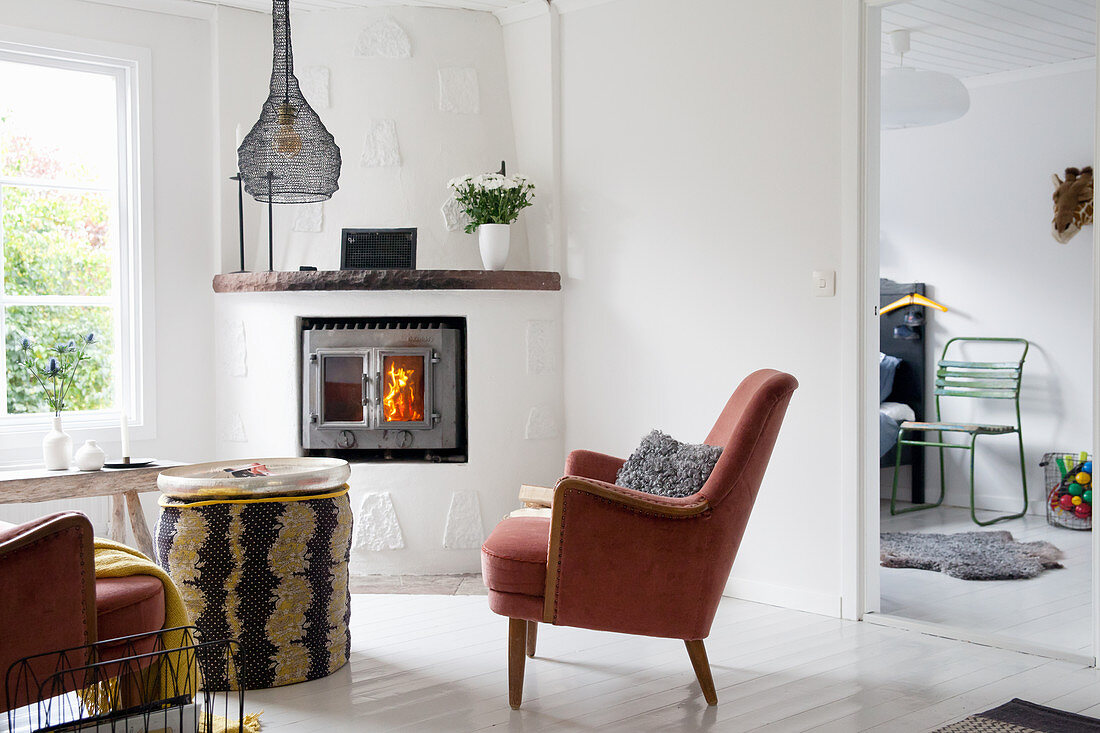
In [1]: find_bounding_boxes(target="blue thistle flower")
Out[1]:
[20,337,31,351]
[46,357,61,376]
[84,332,97,344]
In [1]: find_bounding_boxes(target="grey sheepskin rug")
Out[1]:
[615,430,722,498]
[880,531,1064,580]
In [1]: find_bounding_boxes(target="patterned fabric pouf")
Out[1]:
[155,486,353,690]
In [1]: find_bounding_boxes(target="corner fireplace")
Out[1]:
[300,317,467,462]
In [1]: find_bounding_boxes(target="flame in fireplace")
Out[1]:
[383,360,423,422]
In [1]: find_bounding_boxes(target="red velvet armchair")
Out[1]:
[0,512,166,713]
[481,369,798,708]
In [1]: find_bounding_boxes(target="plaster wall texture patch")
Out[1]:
[217,319,248,377]
[526,319,556,375]
[218,412,247,442]
[525,405,559,440]
[361,119,402,167]
[354,18,412,59]
[354,492,405,551]
[438,67,480,114]
[440,196,469,233]
[300,66,330,109]
[443,490,484,549]
[293,202,324,233]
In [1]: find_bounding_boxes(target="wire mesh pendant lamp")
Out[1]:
[238,0,341,203]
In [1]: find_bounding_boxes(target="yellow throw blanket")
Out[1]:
[93,539,261,733]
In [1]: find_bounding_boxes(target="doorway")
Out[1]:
[858,0,1099,663]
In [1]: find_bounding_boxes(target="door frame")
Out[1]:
[843,0,1100,665]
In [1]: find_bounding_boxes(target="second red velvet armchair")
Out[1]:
[0,512,167,714]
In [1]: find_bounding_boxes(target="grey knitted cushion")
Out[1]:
[615,430,723,499]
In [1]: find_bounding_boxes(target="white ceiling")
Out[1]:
[882,0,1096,80]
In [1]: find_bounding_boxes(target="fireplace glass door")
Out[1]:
[377,348,433,430]
[321,352,367,424]
[311,347,436,433]
[320,353,367,426]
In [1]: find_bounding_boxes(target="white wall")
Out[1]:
[0,0,217,535]
[881,69,1095,513]
[502,9,559,272]
[213,6,271,275]
[556,0,847,616]
[219,6,530,273]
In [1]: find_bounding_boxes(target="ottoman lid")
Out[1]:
[158,457,350,499]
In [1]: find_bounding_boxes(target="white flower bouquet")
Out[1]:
[448,173,535,234]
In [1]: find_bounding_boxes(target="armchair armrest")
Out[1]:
[0,512,97,713]
[543,477,723,640]
[552,476,710,517]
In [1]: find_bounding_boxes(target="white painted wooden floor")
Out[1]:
[880,501,1092,655]
[245,593,1100,732]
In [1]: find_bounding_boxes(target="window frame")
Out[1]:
[0,29,154,447]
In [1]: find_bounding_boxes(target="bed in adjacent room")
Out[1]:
[880,279,927,503]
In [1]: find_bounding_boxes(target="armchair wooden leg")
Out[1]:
[526,621,538,657]
[685,639,717,705]
[508,618,527,709]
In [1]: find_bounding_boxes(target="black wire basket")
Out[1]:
[5,626,245,732]
[1041,452,1093,531]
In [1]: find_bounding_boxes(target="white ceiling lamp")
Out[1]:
[882,29,970,129]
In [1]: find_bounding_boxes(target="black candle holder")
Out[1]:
[266,171,276,272]
[227,171,278,273]
[230,173,246,273]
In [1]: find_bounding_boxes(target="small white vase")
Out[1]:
[75,440,107,472]
[478,224,510,271]
[43,415,73,471]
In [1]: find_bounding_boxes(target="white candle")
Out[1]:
[120,412,131,460]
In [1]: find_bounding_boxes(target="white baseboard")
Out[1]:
[960,494,1045,516]
[879,466,1044,516]
[722,577,841,618]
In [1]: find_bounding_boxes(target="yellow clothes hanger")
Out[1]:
[879,293,948,316]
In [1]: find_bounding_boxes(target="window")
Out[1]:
[0,42,144,433]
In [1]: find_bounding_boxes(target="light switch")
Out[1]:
[812,269,835,297]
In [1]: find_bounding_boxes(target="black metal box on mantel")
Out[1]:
[340,228,416,270]
[300,316,467,462]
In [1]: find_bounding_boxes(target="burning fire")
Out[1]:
[383,359,423,422]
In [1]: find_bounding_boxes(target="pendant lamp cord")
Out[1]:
[283,1,290,105]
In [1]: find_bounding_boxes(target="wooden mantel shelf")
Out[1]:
[212,269,561,293]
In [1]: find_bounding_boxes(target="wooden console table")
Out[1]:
[0,464,176,558]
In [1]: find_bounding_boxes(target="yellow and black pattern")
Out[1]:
[155,488,353,690]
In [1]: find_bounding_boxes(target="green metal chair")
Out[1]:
[890,337,1030,526]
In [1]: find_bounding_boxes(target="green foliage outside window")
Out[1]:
[2,116,116,415]
[3,187,112,297]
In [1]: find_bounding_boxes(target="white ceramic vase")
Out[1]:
[75,440,107,472]
[478,223,510,271]
[43,415,73,471]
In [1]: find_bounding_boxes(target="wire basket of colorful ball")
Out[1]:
[1042,452,1092,531]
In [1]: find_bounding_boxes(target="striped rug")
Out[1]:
[936,699,1100,732]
